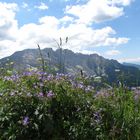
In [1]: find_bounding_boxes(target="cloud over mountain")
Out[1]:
[0,0,132,59]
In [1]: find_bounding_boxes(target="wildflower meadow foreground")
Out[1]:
[0,70,140,140]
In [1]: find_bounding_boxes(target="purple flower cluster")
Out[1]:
[4,75,20,82]
[85,85,94,92]
[46,74,54,81]
[1,70,96,101]
[37,91,55,98]
[47,91,54,98]
[38,92,44,97]
[77,83,84,89]
[22,116,29,126]
[10,92,15,96]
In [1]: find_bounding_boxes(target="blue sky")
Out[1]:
[0,0,140,64]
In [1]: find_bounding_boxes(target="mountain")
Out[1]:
[0,48,140,87]
[123,62,140,70]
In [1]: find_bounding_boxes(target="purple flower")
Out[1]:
[11,75,20,81]
[47,91,54,98]
[23,71,33,76]
[23,116,29,126]
[3,76,12,81]
[39,83,44,87]
[85,86,94,92]
[47,74,54,80]
[10,92,15,96]
[27,93,32,97]
[34,85,38,89]
[77,83,84,89]
[38,92,44,97]
[93,111,101,124]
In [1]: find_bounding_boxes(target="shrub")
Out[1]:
[0,71,140,139]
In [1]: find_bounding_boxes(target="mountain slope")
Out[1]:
[123,62,140,70]
[0,48,140,86]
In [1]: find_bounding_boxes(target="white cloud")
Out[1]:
[0,2,18,11]
[60,25,128,50]
[105,50,121,56]
[0,1,130,58]
[39,16,59,29]
[22,2,28,9]
[65,0,133,24]
[59,16,75,26]
[35,2,48,10]
[79,50,100,55]
[0,17,129,58]
[0,2,18,41]
[119,57,140,63]
[104,37,129,46]
[111,0,134,6]
[0,40,20,58]
[60,16,74,23]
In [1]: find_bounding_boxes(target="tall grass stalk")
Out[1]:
[37,44,46,94]
[53,37,68,73]
[37,44,45,72]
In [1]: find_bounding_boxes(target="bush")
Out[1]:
[0,71,140,139]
